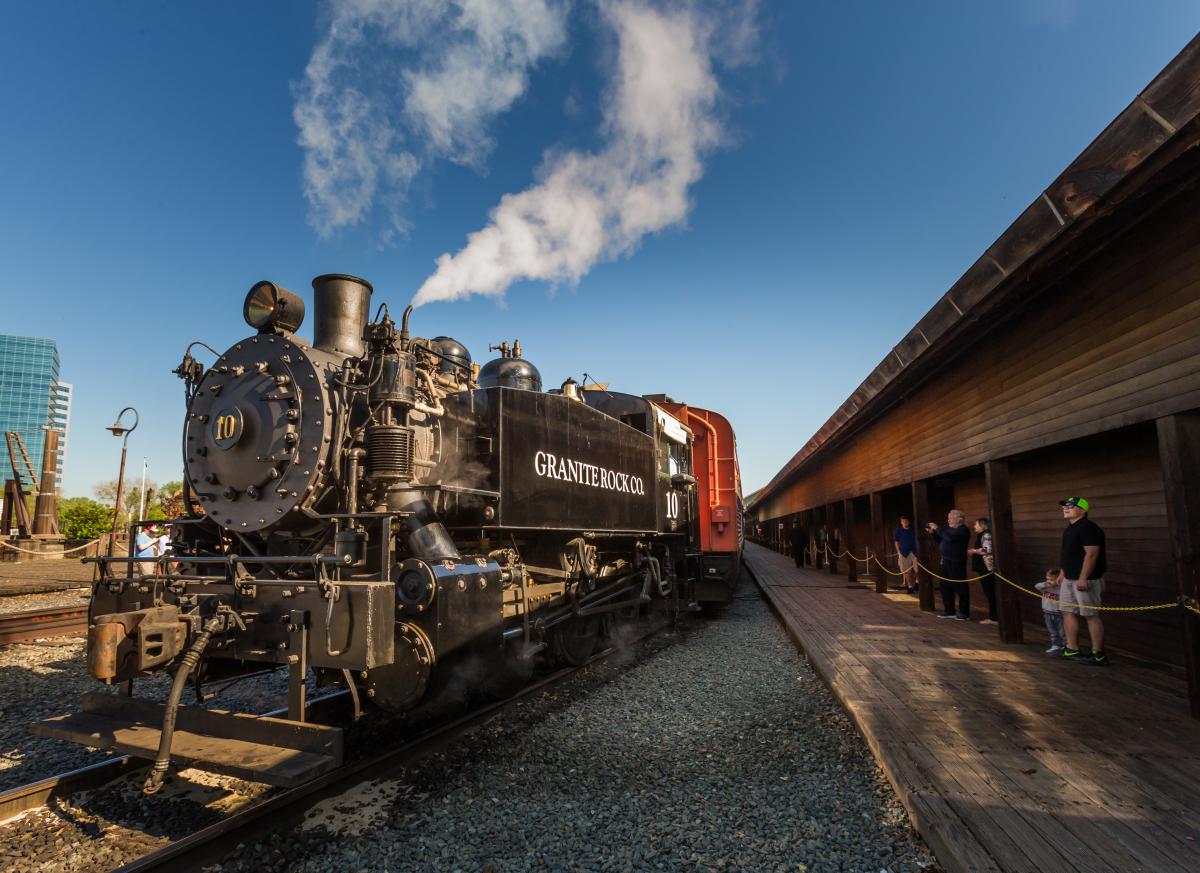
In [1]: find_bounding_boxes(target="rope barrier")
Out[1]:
[0,537,102,557]
[914,559,993,584]
[821,544,871,563]
[776,542,1192,615]
[991,571,1179,613]
[871,553,908,577]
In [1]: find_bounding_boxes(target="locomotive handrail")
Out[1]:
[85,552,354,592]
[87,553,353,565]
[685,409,722,509]
[311,510,413,519]
[434,484,501,498]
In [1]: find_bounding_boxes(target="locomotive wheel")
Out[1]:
[548,615,602,666]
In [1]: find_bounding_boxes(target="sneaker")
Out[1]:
[1081,650,1108,666]
[1045,645,1063,655]
[936,613,956,619]
[1062,647,1081,660]
[979,619,997,625]
[953,614,970,621]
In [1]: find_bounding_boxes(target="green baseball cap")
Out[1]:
[1058,497,1090,511]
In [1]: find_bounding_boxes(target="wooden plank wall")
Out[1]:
[1008,424,1178,665]
[755,190,1200,521]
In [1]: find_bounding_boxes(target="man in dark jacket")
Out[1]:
[928,509,971,620]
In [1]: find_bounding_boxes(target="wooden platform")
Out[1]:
[745,542,1200,873]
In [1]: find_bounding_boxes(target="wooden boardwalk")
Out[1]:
[744,542,1200,873]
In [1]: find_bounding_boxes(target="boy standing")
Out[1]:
[1035,569,1065,654]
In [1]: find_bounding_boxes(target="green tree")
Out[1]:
[59,497,114,539]
[95,478,160,526]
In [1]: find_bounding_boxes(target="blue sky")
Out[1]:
[1,1,1197,498]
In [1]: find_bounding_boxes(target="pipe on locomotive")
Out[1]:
[305,274,462,562]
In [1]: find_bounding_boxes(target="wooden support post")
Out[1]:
[843,497,857,583]
[869,491,885,593]
[827,503,838,575]
[1156,413,1200,720]
[912,480,935,612]
[985,460,1024,644]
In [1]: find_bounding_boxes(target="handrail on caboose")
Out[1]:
[686,410,721,509]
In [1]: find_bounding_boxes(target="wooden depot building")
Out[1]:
[748,35,1200,717]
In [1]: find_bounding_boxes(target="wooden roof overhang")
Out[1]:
[749,34,1200,515]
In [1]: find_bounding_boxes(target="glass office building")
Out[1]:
[0,335,70,489]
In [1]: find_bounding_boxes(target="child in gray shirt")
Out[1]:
[1035,568,1064,654]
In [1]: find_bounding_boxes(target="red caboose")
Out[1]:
[660,401,743,609]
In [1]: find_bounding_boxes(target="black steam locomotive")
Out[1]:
[39,274,737,791]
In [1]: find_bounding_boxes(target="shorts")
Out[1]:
[1059,577,1104,617]
[897,552,917,573]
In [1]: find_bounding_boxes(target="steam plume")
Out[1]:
[413,0,737,307]
[294,0,569,237]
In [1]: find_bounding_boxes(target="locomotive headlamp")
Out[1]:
[244,281,305,334]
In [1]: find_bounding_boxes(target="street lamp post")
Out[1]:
[106,407,139,557]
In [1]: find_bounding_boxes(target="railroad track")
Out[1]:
[115,616,674,873]
[0,614,676,870]
[0,691,352,826]
[0,605,88,645]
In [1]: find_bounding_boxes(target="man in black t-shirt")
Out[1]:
[1057,497,1107,666]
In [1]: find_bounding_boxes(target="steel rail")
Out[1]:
[114,617,672,873]
[0,605,88,645]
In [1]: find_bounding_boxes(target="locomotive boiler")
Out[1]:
[37,274,740,791]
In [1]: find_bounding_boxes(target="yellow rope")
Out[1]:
[991,571,1178,613]
[915,559,993,583]
[871,553,909,577]
[822,544,871,563]
[771,541,1193,615]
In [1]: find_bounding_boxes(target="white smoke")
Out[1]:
[413,0,746,307]
[294,0,570,237]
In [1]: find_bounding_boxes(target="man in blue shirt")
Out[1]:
[135,525,157,577]
[893,515,917,594]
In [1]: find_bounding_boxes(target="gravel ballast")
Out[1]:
[213,584,939,873]
[0,637,306,793]
[0,642,301,872]
[0,589,89,615]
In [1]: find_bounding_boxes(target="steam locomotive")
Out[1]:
[36,274,742,790]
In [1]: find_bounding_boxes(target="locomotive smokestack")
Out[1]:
[312,274,373,359]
